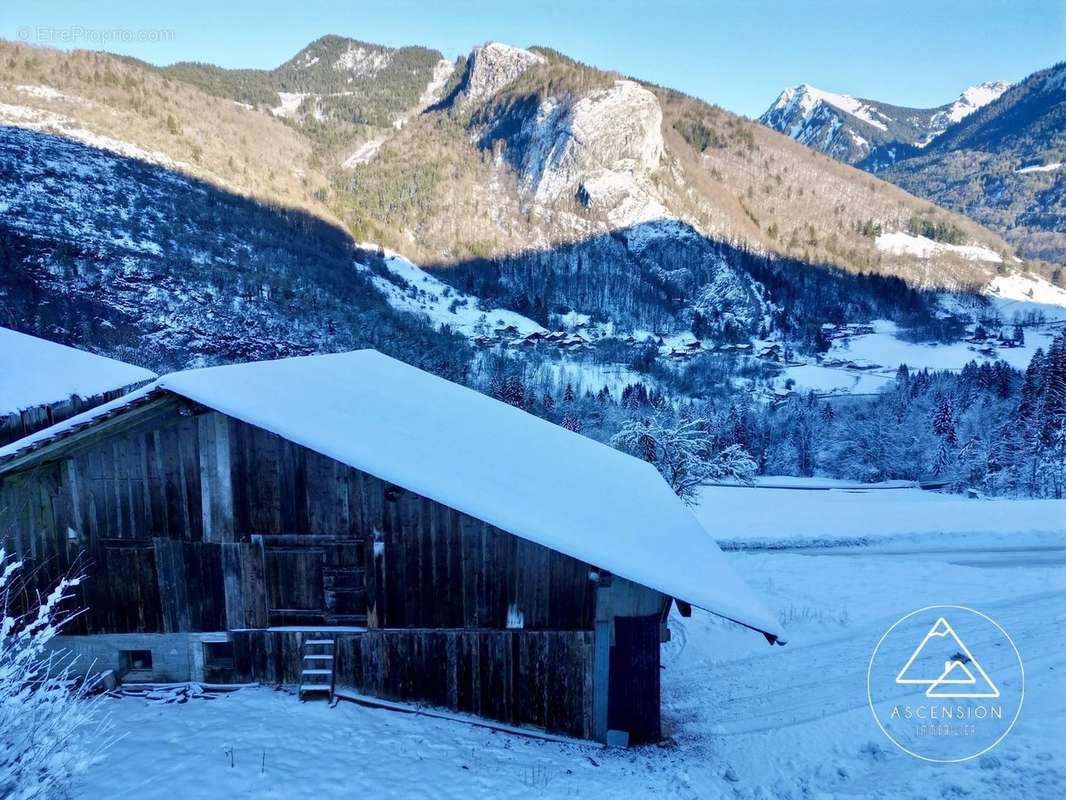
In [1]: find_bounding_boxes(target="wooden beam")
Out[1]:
[198,412,234,544]
[591,619,610,743]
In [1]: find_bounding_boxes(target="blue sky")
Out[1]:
[5,0,1063,117]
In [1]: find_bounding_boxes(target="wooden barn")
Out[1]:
[0,350,783,744]
[0,327,156,447]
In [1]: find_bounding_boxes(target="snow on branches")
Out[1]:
[611,412,756,503]
[0,550,110,800]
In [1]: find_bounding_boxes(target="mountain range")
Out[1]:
[760,66,1065,265]
[759,81,1010,164]
[0,36,1058,379]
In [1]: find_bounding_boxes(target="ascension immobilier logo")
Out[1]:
[867,605,1024,762]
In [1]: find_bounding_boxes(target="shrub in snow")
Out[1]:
[0,550,110,800]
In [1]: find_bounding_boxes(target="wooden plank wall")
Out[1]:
[227,421,597,632]
[65,413,203,544]
[368,478,597,630]
[0,407,212,634]
[231,629,595,738]
[4,413,599,640]
[340,630,594,737]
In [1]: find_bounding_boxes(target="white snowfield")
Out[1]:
[1015,161,1062,174]
[354,247,544,338]
[943,80,1011,123]
[695,481,1066,548]
[0,327,155,415]
[823,318,1060,375]
[987,272,1066,310]
[0,350,783,641]
[875,231,1003,263]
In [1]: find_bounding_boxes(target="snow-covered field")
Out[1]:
[354,247,544,339]
[780,280,1066,395]
[875,231,1003,264]
[696,481,1066,548]
[779,363,893,395]
[73,486,1065,800]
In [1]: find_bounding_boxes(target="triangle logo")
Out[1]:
[895,617,1000,699]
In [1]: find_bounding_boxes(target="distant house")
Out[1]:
[0,351,782,743]
[757,344,782,361]
[0,327,156,446]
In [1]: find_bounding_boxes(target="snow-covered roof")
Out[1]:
[0,327,156,415]
[0,350,784,642]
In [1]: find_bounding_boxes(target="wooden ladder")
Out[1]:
[298,638,335,701]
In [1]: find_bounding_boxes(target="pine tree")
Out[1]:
[821,402,835,423]
[932,396,957,446]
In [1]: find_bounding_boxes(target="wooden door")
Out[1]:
[265,547,325,625]
[261,535,366,626]
[607,614,662,743]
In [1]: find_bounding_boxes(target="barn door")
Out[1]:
[265,547,326,626]
[321,539,367,625]
[94,540,163,632]
[607,614,662,743]
[262,536,366,626]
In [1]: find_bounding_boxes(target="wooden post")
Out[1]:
[592,576,612,743]
[62,459,85,551]
[199,413,233,544]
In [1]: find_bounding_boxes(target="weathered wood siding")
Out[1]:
[226,421,597,631]
[0,405,210,633]
[231,628,595,738]
[1,405,660,740]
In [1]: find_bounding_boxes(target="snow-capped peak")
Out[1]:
[944,80,1010,124]
[769,84,889,132]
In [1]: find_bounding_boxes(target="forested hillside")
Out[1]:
[869,63,1066,265]
[0,126,467,377]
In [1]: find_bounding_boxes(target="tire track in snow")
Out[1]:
[669,590,1064,735]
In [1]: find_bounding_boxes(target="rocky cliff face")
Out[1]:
[460,43,546,105]
[484,79,667,229]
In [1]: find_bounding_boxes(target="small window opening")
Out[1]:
[119,649,153,676]
[203,641,234,669]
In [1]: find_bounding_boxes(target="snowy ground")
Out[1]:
[782,312,1065,395]
[695,481,1066,549]
[826,319,1060,374]
[354,246,544,339]
[73,487,1065,799]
